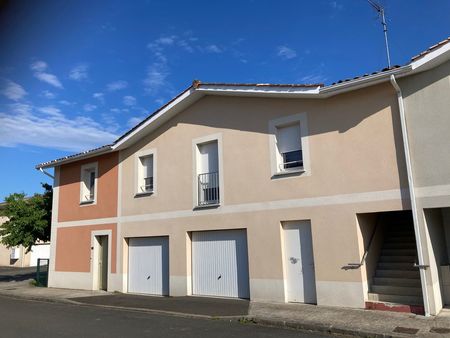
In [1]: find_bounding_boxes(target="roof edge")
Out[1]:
[35,145,113,169]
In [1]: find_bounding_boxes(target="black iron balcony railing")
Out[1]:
[280,150,303,170]
[198,172,219,206]
[143,176,154,192]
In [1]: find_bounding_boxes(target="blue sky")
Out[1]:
[0,0,449,200]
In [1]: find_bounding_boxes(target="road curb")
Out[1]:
[249,317,406,338]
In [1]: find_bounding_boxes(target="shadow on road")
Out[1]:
[0,267,36,282]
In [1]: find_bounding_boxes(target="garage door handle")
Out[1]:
[147,275,151,280]
[217,274,222,280]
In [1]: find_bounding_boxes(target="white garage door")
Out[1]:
[192,230,250,299]
[128,237,169,296]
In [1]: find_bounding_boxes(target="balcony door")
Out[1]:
[197,141,219,206]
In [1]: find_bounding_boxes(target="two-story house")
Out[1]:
[36,37,449,316]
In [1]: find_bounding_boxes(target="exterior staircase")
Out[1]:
[368,218,423,307]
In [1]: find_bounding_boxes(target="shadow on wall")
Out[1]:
[121,82,409,197]
[400,60,450,98]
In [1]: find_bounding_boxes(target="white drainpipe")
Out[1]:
[39,167,55,179]
[390,74,431,316]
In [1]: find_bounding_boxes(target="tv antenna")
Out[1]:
[367,0,391,68]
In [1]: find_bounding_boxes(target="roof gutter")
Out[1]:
[390,74,431,316]
[35,145,113,169]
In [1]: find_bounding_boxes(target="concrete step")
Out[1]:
[386,232,415,238]
[373,277,421,287]
[379,255,417,263]
[377,262,417,270]
[381,249,416,256]
[375,269,420,279]
[371,285,422,296]
[385,237,416,243]
[368,292,423,305]
[383,243,417,250]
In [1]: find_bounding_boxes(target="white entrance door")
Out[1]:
[283,221,316,303]
[192,230,250,298]
[128,237,169,295]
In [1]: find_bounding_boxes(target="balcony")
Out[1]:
[198,172,219,206]
[144,176,154,192]
[280,150,303,170]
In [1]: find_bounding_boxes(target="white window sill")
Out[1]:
[272,168,305,178]
[80,200,95,206]
[194,203,220,210]
[134,191,154,198]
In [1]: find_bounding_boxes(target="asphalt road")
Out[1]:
[0,295,335,338]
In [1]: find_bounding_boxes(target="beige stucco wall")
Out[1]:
[395,60,450,315]
[110,82,410,307]
[120,82,408,215]
[0,216,31,267]
[399,60,450,189]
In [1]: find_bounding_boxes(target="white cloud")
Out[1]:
[41,90,56,99]
[30,60,63,88]
[107,80,128,91]
[101,113,120,133]
[330,1,343,10]
[0,104,117,152]
[38,106,62,118]
[156,36,176,46]
[204,44,223,53]
[69,64,89,81]
[59,100,72,106]
[144,63,169,94]
[277,46,297,60]
[123,95,136,106]
[93,92,105,104]
[177,39,195,53]
[34,72,63,88]
[30,61,47,72]
[127,116,143,128]
[83,103,97,112]
[0,79,27,101]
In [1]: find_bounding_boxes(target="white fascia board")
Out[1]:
[112,88,202,150]
[196,85,321,97]
[410,43,450,72]
[319,66,412,97]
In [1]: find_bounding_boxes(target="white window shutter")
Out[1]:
[277,124,301,153]
[198,142,218,174]
[142,156,153,178]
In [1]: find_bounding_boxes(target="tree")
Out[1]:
[0,183,52,252]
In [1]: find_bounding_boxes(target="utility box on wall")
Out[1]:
[441,265,450,305]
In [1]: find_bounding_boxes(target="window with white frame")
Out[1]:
[276,123,303,171]
[80,163,97,203]
[196,141,219,206]
[269,113,310,177]
[137,154,154,194]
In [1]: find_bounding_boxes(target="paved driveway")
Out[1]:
[0,295,335,338]
[72,294,249,317]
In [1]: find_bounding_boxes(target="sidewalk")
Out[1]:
[249,302,450,338]
[2,279,450,337]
